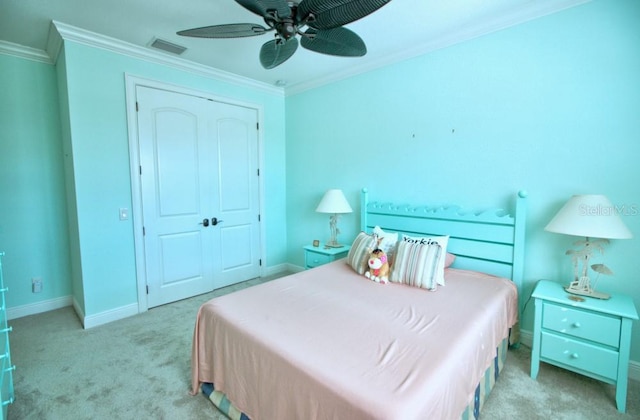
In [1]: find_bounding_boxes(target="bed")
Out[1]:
[191,188,527,419]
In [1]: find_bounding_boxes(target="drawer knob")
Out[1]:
[571,353,579,359]
[572,322,581,328]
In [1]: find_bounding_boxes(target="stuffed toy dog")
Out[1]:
[365,240,390,284]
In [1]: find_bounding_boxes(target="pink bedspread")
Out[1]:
[192,260,518,419]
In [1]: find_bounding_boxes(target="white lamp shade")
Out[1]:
[316,189,353,214]
[545,195,632,239]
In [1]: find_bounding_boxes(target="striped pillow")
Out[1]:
[402,235,449,286]
[390,241,442,290]
[347,232,377,275]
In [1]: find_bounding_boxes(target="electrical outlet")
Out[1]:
[32,277,43,293]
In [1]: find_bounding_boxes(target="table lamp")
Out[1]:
[545,194,632,299]
[316,189,352,248]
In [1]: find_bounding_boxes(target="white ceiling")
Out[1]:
[0,0,589,93]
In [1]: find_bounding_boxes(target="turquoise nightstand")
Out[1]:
[303,245,350,269]
[530,280,638,413]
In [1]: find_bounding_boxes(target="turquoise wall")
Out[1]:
[0,54,72,308]
[56,47,85,311]
[286,0,640,357]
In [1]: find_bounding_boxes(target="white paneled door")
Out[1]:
[136,86,261,308]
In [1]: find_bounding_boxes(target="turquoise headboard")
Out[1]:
[360,188,527,303]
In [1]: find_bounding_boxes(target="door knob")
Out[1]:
[199,218,210,227]
[211,217,224,226]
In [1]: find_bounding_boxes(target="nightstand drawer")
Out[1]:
[305,252,334,268]
[542,302,621,348]
[541,331,619,380]
[304,245,350,270]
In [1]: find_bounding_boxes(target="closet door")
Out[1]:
[136,87,260,308]
[208,101,262,288]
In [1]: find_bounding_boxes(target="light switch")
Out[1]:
[119,208,129,221]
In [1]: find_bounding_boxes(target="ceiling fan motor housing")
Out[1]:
[274,19,296,39]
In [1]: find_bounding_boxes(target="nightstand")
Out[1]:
[303,245,350,269]
[530,280,638,413]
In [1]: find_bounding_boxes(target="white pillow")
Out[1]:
[372,226,399,264]
[402,235,449,286]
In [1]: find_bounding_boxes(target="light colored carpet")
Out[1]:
[8,275,640,419]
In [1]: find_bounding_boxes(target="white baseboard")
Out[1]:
[519,328,640,381]
[262,263,304,277]
[7,295,72,320]
[261,263,290,277]
[287,263,305,274]
[519,328,533,347]
[80,303,139,329]
[631,361,640,382]
[72,297,85,325]
[6,295,138,329]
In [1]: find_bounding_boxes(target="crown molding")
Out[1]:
[47,21,283,96]
[285,0,591,95]
[0,40,52,64]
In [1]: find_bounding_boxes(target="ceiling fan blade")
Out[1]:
[297,0,391,30]
[259,38,298,69]
[235,0,292,18]
[177,23,269,38]
[301,28,366,57]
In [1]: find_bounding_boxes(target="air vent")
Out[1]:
[149,38,187,55]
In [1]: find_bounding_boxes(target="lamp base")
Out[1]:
[324,241,345,249]
[564,286,610,300]
[565,277,610,300]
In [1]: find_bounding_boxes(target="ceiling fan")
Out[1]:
[177,0,392,69]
